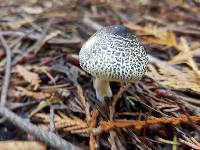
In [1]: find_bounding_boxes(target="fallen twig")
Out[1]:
[0,35,12,106]
[0,104,77,150]
[0,31,81,45]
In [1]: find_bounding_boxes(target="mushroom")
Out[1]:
[79,25,148,101]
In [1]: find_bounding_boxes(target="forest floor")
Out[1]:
[0,0,200,150]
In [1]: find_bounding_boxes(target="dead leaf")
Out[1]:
[56,116,88,134]
[7,18,35,29]
[33,66,55,84]
[29,98,62,117]
[169,37,200,76]
[22,6,43,15]
[124,23,181,51]
[0,141,46,150]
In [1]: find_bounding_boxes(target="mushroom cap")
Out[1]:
[79,25,148,82]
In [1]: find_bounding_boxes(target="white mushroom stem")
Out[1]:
[93,78,112,101]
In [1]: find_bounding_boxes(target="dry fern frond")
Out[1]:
[56,116,88,134]
[34,113,62,123]
[15,86,50,100]
[143,25,181,51]
[56,116,87,129]
[34,112,88,134]
[89,109,99,150]
[148,56,200,93]
[169,37,200,76]
[29,98,62,117]
[15,65,41,90]
[56,111,88,134]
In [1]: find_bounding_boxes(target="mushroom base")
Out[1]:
[93,78,112,102]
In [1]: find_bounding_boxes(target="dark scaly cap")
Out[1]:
[79,25,148,82]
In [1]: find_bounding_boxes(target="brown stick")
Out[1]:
[93,115,200,135]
